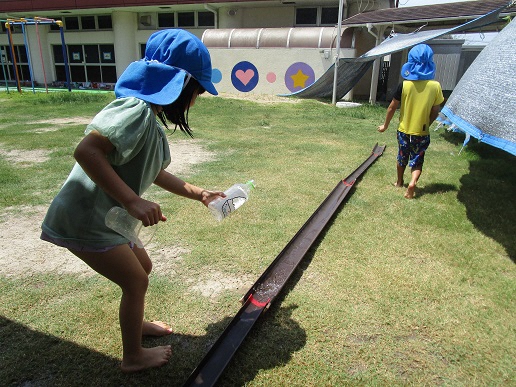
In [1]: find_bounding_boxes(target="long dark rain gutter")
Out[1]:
[183,143,386,387]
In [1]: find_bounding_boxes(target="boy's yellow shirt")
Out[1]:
[398,80,444,136]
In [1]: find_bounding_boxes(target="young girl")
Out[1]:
[41,29,224,372]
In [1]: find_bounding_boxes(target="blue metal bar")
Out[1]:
[21,22,36,93]
[59,26,71,92]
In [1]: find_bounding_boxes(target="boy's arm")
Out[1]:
[429,104,441,125]
[378,98,399,132]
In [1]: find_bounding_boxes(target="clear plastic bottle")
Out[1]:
[208,180,255,221]
[105,206,157,248]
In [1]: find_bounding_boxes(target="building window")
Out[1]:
[178,12,195,27]
[100,45,116,64]
[156,11,215,29]
[97,15,113,29]
[53,44,117,84]
[65,17,79,30]
[198,11,215,27]
[296,7,339,26]
[0,45,29,81]
[84,45,99,63]
[321,7,339,25]
[81,16,96,30]
[62,15,112,31]
[296,8,318,26]
[158,13,175,28]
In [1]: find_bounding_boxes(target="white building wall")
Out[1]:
[112,11,137,77]
[241,8,294,28]
[209,47,355,95]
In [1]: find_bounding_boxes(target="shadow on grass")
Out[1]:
[0,315,120,385]
[456,143,516,263]
[441,131,516,262]
[1,305,307,386]
[217,304,306,386]
[415,183,457,198]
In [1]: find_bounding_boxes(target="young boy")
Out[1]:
[378,44,444,199]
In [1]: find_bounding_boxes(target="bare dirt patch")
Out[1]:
[187,270,253,299]
[0,146,51,165]
[27,117,94,133]
[166,139,217,176]
[0,205,195,279]
[0,205,91,277]
[28,117,94,126]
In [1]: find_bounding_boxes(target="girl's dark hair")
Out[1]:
[156,77,205,137]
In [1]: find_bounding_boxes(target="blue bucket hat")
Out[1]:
[401,44,436,81]
[115,29,218,105]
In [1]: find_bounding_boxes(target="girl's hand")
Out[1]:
[200,190,226,207]
[126,197,167,227]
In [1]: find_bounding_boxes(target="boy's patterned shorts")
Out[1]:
[397,131,430,168]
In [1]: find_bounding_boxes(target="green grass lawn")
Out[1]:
[0,91,514,386]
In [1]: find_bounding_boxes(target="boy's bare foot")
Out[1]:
[142,321,173,336]
[404,184,416,199]
[121,345,172,373]
[394,181,404,188]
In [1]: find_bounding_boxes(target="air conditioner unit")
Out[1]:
[140,15,152,26]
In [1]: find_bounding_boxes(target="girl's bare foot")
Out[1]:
[121,345,172,373]
[142,321,173,336]
[404,184,416,199]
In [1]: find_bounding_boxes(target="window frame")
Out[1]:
[156,10,215,29]
[295,6,339,27]
[52,43,117,84]
[58,15,113,31]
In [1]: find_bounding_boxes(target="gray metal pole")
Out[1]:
[332,0,345,105]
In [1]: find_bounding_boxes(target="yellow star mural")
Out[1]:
[290,69,310,88]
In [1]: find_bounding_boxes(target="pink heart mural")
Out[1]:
[235,69,255,86]
[231,61,259,92]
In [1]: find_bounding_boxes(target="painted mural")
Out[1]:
[215,60,315,93]
[230,61,259,92]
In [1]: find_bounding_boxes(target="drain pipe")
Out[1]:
[367,22,385,105]
[204,4,218,29]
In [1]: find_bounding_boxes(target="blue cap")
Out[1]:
[115,29,218,105]
[401,44,436,81]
